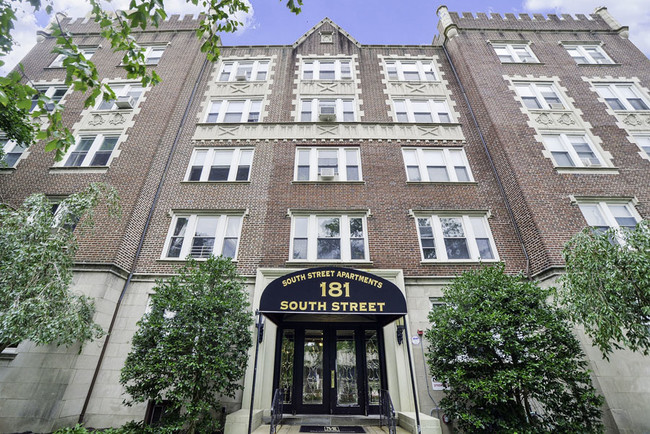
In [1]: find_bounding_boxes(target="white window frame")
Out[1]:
[632,135,650,159]
[49,47,97,68]
[402,147,473,182]
[143,46,166,66]
[59,134,120,167]
[514,82,566,110]
[541,133,604,168]
[218,59,270,82]
[294,147,362,182]
[30,85,69,112]
[162,213,244,260]
[301,59,353,80]
[594,83,650,111]
[185,148,254,182]
[414,213,498,262]
[384,59,437,81]
[577,200,641,232]
[491,43,538,63]
[205,99,263,123]
[564,44,614,65]
[289,213,369,262]
[96,83,144,111]
[392,99,452,123]
[300,98,356,122]
[1,138,28,168]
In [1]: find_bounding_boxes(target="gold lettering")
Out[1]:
[299,301,307,311]
[368,302,376,312]
[308,301,317,311]
[377,282,383,288]
[359,302,367,312]
[377,302,385,312]
[318,302,327,311]
[280,301,288,310]
[339,302,349,311]
[332,302,339,311]
[307,272,313,279]
[289,301,298,310]
[350,302,358,312]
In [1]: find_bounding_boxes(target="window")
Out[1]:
[30,86,68,112]
[564,45,614,65]
[594,83,650,111]
[290,214,368,262]
[96,83,143,110]
[205,99,262,123]
[492,43,538,63]
[49,47,96,68]
[514,83,565,110]
[143,46,165,65]
[393,99,452,123]
[163,214,243,259]
[1,138,27,168]
[218,60,270,81]
[541,134,603,167]
[294,147,361,181]
[578,201,640,234]
[415,214,497,261]
[633,135,650,157]
[300,98,355,122]
[385,60,437,81]
[62,134,119,167]
[402,148,473,182]
[302,59,352,80]
[185,148,254,182]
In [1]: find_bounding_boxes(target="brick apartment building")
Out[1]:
[0,5,648,433]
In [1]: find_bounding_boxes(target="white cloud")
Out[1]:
[1,0,254,75]
[524,0,650,57]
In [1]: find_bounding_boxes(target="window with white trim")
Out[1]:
[143,46,165,65]
[415,214,497,261]
[633,135,650,157]
[302,59,352,80]
[205,99,262,123]
[594,83,650,111]
[393,99,452,123]
[492,43,538,63]
[163,214,243,259]
[291,214,368,262]
[218,60,270,81]
[30,86,68,112]
[300,98,355,122]
[578,201,640,234]
[564,45,614,65]
[541,134,604,168]
[294,147,361,182]
[402,148,473,182]
[96,83,143,111]
[185,148,254,182]
[1,138,27,168]
[50,47,96,68]
[62,134,119,167]
[514,83,566,110]
[385,60,437,81]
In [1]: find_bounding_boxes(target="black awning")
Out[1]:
[259,267,407,326]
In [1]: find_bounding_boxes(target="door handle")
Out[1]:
[331,370,335,388]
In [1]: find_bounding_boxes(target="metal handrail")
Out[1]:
[379,389,397,434]
[270,388,284,434]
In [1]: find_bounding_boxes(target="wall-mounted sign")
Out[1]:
[259,267,407,325]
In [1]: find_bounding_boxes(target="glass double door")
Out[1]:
[276,326,384,415]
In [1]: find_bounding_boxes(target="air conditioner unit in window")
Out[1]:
[318,105,336,121]
[319,167,336,179]
[235,74,248,81]
[115,95,135,109]
[581,158,601,167]
[549,103,565,110]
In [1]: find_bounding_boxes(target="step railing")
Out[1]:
[379,389,397,434]
[270,388,284,434]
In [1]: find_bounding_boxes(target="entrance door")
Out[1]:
[275,326,385,415]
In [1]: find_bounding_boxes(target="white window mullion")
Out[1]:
[227,149,238,182]
[416,148,427,181]
[213,215,227,256]
[431,216,447,260]
[337,148,346,181]
[340,216,351,260]
[441,149,455,182]
[307,215,318,261]
[563,135,585,167]
[405,100,415,123]
[598,203,619,228]
[180,216,199,258]
[309,148,318,180]
[80,135,103,166]
[462,216,480,260]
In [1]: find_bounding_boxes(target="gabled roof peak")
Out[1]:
[293,17,361,48]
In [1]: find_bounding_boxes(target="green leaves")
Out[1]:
[557,222,650,359]
[426,264,603,433]
[120,256,253,432]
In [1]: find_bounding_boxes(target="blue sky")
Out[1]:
[2,0,648,75]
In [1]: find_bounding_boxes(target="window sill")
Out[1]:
[49,166,110,174]
[291,180,366,185]
[158,258,238,263]
[555,167,619,175]
[406,181,477,185]
[501,61,544,65]
[576,63,622,67]
[420,259,499,265]
[286,260,373,266]
[181,180,251,184]
[0,167,17,175]
[387,79,442,84]
[300,79,355,83]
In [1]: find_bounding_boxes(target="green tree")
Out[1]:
[0,0,303,161]
[557,221,650,359]
[120,256,253,434]
[426,263,603,433]
[0,183,120,353]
